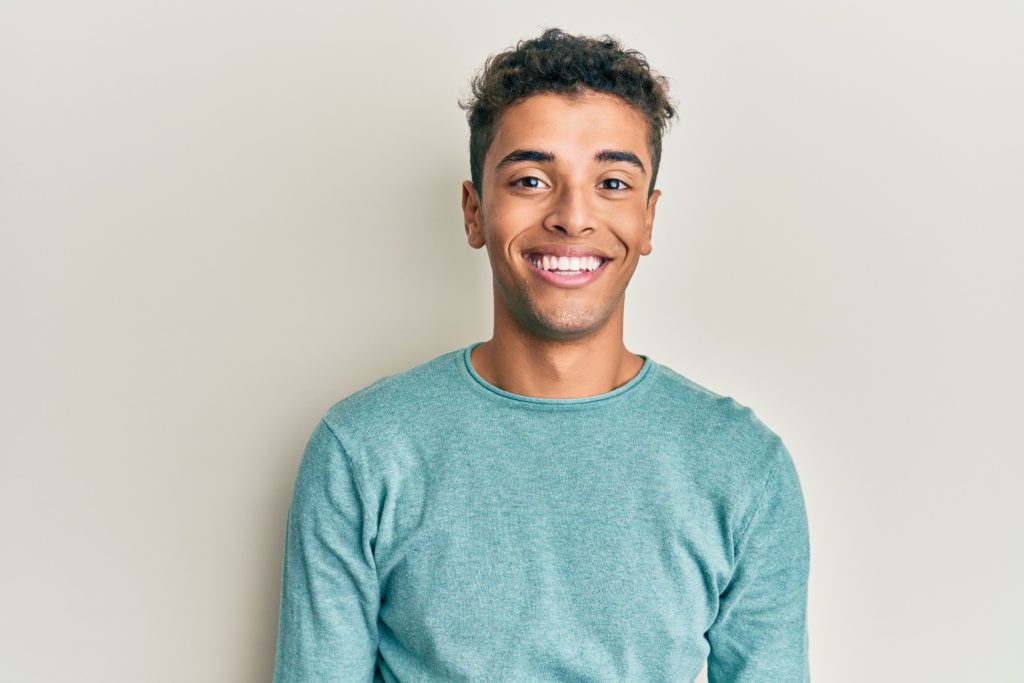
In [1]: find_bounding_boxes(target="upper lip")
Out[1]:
[522,244,612,260]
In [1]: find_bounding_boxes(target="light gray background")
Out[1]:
[2,1,1021,681]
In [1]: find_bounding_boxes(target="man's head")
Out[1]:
[461,28,676,198]
[460,29,675,343]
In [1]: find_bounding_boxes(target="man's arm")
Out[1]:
[706,438,810,682]
[273,419,380,683]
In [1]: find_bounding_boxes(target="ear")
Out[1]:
[640,188,661,256]
[462,180,485,249]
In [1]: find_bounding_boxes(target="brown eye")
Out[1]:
[513,176,545,189]
[601,178,630,191]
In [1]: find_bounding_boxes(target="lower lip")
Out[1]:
[522,254,609,289]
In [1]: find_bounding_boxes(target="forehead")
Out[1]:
[486,91,652,166]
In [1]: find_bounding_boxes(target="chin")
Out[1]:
[524,305,612,341]
[497,279,622,341]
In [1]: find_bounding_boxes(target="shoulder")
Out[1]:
[646,360,792,486]
[319,347,463,440]
[646,361,806,558]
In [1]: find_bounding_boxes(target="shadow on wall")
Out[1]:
[254,163,485,679]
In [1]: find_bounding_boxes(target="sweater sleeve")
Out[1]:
[706,438,811,682]
[273,419,380,683]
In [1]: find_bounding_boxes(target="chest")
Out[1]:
[368,428,735,662]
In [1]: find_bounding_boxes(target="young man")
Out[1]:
[274,29,810,683]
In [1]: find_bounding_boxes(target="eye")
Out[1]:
[600,178,631,191]
[511,175,547,189]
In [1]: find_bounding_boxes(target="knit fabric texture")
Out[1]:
[273,342,810,682]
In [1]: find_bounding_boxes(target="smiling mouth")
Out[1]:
[520,252,611,289]
[522,252,608,274]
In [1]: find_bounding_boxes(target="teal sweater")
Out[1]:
[273,343,810,682]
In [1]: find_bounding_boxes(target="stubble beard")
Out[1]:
[494,273,624,342]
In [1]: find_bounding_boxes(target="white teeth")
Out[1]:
[528,254,604,272]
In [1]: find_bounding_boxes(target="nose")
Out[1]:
[542,183,595,236]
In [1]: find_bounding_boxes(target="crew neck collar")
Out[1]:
[459,341,655,410]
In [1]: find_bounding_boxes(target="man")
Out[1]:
[273,28,810,683]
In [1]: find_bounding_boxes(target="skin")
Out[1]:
[461,90,661,399]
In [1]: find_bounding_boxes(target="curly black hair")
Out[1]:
[460,28,676,197]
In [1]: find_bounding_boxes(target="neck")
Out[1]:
[470,300,645,400]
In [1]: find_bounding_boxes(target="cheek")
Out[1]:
[607,207,650,249]
[484,200,537,242]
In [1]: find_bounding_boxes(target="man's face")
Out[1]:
[462,90,661,341]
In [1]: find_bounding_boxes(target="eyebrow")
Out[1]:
[495,149,555,169]
[595,149,646,175]
[494,148,646,175]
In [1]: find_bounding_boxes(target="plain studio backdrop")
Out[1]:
[2,1,1021,681]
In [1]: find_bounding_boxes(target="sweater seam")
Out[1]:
[320,419,377,546]
[320,420,366,511]
[459,343,657,411]
[318,418,382,654]
[732,436,784,561]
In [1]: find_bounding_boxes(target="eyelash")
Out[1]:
[600,178,630,191]
[512,176,546,189]
[510,177,631,191]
